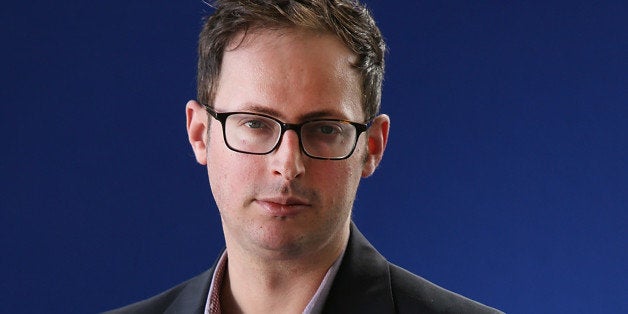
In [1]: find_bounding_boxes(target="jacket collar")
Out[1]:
[164,264,216,313]
[322,222,395,313]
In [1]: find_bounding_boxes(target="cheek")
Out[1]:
[206,138,253,205]
[209,154,256,189]
[316,160,362,200]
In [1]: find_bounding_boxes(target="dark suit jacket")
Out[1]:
[104,223,502,313]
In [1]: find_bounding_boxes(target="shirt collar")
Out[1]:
[204,248,346,314]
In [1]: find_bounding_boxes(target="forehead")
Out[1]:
[215,28,363,121]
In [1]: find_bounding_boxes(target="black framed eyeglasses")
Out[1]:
[203,105,371,160]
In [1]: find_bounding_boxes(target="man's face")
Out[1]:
[188,28,388,260]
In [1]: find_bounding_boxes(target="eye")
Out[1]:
[235,115,274,130]
[244,119,264,129]
[319,124,341,134]
[304,121,345,136]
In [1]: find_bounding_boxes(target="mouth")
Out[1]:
[255,197,311,218]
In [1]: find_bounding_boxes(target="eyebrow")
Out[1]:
[239,103,349,122]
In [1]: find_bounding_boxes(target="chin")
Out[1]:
[251,224,314,257]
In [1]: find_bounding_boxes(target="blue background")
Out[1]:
[2,1,626,313]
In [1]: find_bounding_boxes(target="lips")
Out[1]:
[255,196,311,217]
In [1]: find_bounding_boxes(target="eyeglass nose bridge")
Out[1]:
[271,122,306,154]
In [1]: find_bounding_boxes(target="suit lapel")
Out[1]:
[322,223,396,313]
[164,264,217,313]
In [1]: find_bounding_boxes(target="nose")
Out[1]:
[270,130,305,180]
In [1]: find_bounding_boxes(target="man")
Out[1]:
[106,0,502,313]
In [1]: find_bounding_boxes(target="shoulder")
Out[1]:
[388,263,503,314]
[101,268,214,314]
[324,223,503,314]
[101,281,188,314]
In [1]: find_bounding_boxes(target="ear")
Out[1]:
[362,114,390,178]
[186,100,209,165]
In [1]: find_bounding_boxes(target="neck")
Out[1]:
[220,226,349,314]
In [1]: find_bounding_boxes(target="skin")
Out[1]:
[186,28,389,313]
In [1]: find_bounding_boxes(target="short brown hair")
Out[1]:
[197,0,386,119]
